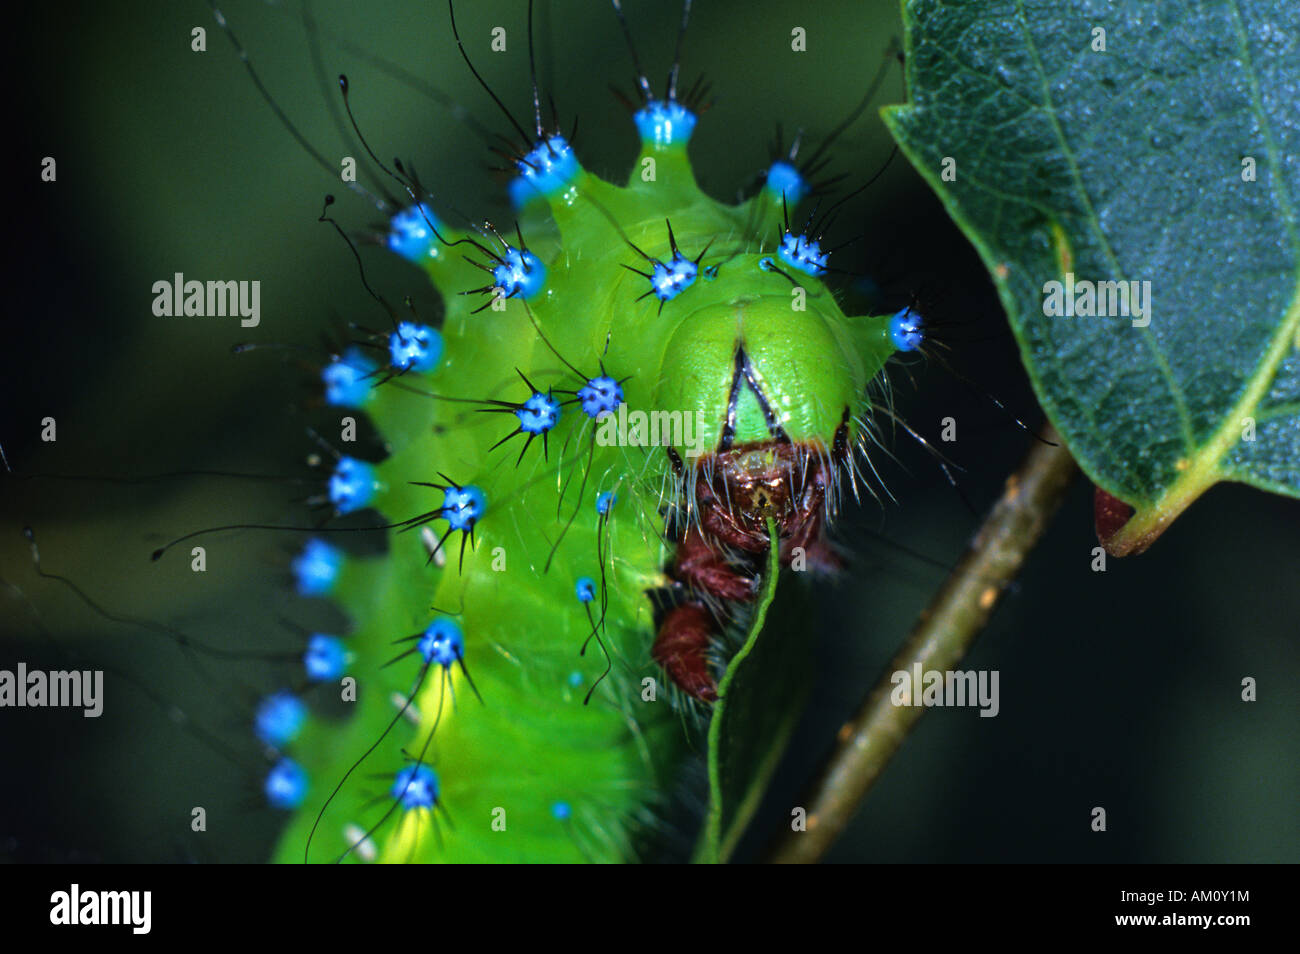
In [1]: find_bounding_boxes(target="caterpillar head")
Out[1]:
[647,249,906,554]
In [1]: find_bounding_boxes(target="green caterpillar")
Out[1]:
[207,0,919,864]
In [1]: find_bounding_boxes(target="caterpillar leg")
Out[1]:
[659,441,847,700]
[672,526,759,602]
[652,602,721,703]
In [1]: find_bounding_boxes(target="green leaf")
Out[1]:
[694,520,809,863]
[882,0,1300,553]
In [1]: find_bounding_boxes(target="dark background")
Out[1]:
[2,0,1296,863]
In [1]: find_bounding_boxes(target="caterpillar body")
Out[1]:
[247,0,917,864]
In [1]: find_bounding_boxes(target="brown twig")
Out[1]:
[769,427,1077,863]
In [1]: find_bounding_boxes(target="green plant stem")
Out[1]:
[769,427,1077,863]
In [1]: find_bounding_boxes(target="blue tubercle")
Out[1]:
[391,764,440,811]
[889,308,924,352]
[441,485,486,532]
[389,321,443,373]
[417,618,465,668]
[516,391,561,434]
[778,232,829,277]
[493,247,546,300]
[303,634,350,681]
[509,135,579,207]
[765,160,809,205]
[551,801,573,821]
[265,758,308,810]
[292,539,343,597]
[649,253,698,302]
[578,376,623,419]
[575,577,596,603]
[328,456,380,514]
[634,100,697,148]
[387,202,443,262]
[255,691,307,748]
[322,347,377,408]
[596,491,616,515]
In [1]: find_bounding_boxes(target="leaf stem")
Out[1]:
[768,427,1077,863]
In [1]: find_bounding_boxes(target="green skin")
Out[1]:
[271,135,901,863]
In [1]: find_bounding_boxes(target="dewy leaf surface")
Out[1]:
[883,0,1300,553]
